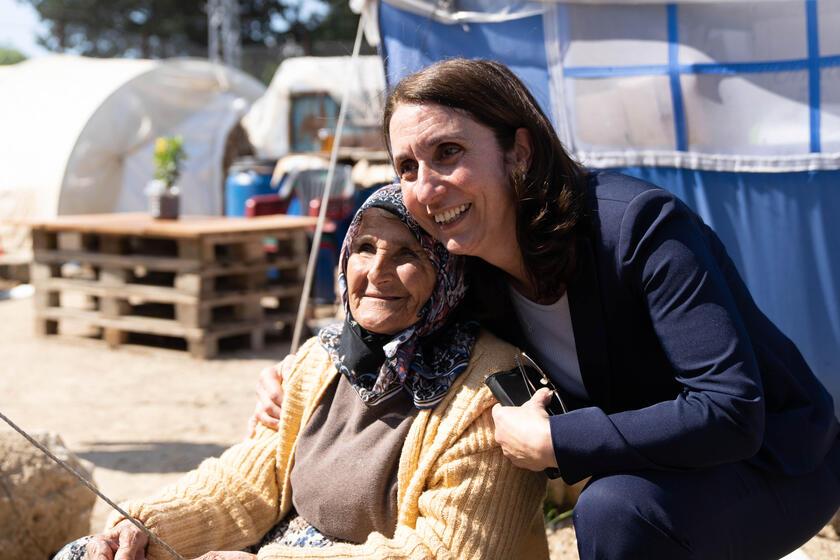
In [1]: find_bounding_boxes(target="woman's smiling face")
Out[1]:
[389,102,520,267]
[346,208,437,335]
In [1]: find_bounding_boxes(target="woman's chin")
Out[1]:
[355,311,411,336]
[444,237,481,258]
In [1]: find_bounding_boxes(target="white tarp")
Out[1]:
[358,0,818,43]
[367,0,840,172]
[243,55,386,158]
[0,55,265,257]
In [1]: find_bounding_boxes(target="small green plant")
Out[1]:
[153,135,187,189]
[543,499,574,530]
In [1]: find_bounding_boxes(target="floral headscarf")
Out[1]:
[318,185,478,408]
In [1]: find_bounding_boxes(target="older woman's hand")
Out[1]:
[247,356,294,435]
[491,388,558,472]
[85,520,148,560]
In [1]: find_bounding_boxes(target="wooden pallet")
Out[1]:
[35,305,290,358]
[28,213,316,358]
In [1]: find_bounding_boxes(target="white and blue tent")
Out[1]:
[356,0,840,409]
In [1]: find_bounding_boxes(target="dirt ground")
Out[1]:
[0,293,836,559]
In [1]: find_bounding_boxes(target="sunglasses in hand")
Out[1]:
[485,352,568,416]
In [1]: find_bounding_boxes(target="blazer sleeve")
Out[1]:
[551,188,765,483]
[256,409,547,560]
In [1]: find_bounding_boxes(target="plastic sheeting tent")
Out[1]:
[0,55,265,257]
[364,0,840,411]
[243,55,386,158]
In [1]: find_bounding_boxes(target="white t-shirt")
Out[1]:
[508,286,589,401]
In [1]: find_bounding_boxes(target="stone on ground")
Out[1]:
[0,429,96,560]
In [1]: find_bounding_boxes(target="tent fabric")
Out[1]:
[0,55,264,256]
[242,56,386,159]
[615,166,840,407]
[545,2,840,171]
[374,0,840,171]
[374,0,840,413]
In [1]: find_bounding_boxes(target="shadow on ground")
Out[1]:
[76,441,228,473]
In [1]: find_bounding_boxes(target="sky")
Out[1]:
[0,0,49,57]
[0,0,330,58]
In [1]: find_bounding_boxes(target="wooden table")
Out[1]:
[27,213,317,358]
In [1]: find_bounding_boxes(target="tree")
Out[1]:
[20,0,359,60]
[0,47,27,65]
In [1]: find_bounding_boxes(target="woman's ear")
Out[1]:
[507,128,533,172]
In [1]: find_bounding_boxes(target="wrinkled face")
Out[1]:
[389,102,518,264]
[346,208,437,335]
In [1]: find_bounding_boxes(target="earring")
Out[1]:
[513,167,527,187]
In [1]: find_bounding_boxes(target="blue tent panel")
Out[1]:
[615,167,840,408]
[380,2,554,121]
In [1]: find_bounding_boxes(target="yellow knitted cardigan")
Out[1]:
[107,331,549,560]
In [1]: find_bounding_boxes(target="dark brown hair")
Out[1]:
[382,58,588,301]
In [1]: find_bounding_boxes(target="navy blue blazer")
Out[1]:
[476,171,839,485]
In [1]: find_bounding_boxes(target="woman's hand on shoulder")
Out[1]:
[247,355,294,436]
[491,388,558,472]
[85,519,148,560]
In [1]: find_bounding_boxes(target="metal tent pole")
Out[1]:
[290,10,368,353]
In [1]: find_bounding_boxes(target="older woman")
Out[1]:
[59,186,548,560]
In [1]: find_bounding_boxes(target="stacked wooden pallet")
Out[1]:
[28,213,317,358]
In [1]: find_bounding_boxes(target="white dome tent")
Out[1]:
[0,55,266,258]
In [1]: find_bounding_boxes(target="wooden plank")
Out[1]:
[32,278,299,308]
[99,235,124,255]
[250,329,265,351]
[37,306,280,340]
[33,290,60,309]
[37,307,197,337]
[34,316,59,336]
[23,213,317,238]
[31,229,57,251]
[174,273,213,295]
[31,250,201,273]
[182,259,302,277]
[189,337,217,359]
[100,298,131,318]
[35,311,286,358]
[104,328,129,347]
[178,238,206,261]
[33,278,199,305]
[264,309,298,320]
[100,266,129,287]
[30,262,60,281]
[57,232,85,251]
[175,303,208,329]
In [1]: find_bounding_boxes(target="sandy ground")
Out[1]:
[0,293,837,559]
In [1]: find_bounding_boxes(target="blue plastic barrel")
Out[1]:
[224,157,278,217]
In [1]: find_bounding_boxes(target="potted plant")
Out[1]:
[146,135,186,219]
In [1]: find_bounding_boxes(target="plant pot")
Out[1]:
[146,181,180,220]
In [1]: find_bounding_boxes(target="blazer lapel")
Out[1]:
[567,237,613,410]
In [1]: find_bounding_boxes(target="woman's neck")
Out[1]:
[489,251,541,303]
[484,246,530,292]
[498,254,567,304]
